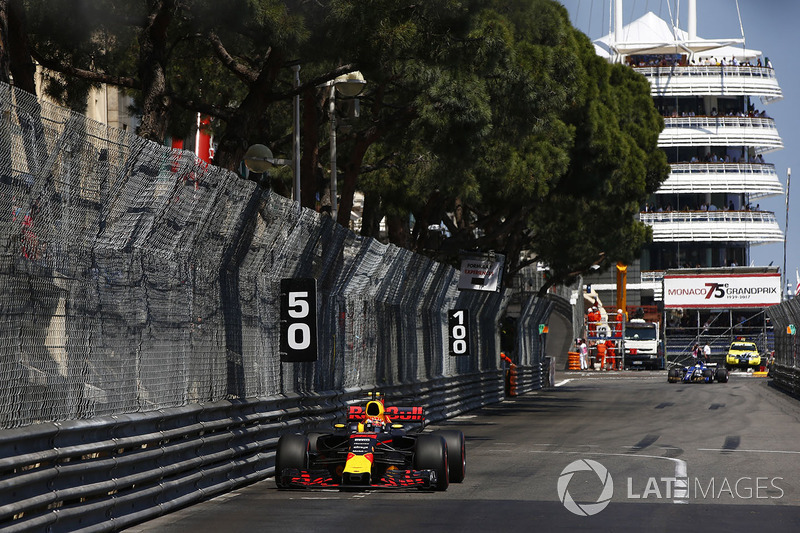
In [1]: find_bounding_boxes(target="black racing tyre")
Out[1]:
[715,368,729,383]
[702,368,714,382]
[307,432,324,453]
[414,434,449,491]
[275,434,309,488]
[433,430,466,483]
[667,368,679,383]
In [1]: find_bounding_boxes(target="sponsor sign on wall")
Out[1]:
[663,273,781,309]
[457,254,505,292]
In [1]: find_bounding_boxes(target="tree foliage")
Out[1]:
[3,0,668,289]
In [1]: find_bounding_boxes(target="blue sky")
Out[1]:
[561,0,800,295]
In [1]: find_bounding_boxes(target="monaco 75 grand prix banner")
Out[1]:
[663,273,781,309]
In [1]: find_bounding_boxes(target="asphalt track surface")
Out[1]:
[125,370,800,533]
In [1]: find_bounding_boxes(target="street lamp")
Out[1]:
[243,143,274,186]
[244,142,293,188]
[326,71,367,221]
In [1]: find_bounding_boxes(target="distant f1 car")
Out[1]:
[667,360,729,384]
[275,392,465,491]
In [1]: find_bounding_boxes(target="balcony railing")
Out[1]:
[659,162,783,198]
[634,65,777,80]
[664,116,775,129]
[639,210,783,243]
[632,65,783,102]
[658,116,783,153]
[669,162,776,175]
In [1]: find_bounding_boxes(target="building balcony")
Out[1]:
[658,116,783,153]
[639,210,783,243]
[659,162,783,199]
[632,65,783,103]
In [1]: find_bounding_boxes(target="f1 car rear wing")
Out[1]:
[348,405,425,422]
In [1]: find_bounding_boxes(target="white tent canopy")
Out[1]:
[594,11,761,60]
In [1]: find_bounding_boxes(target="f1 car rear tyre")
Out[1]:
[715,368,729,383]
[667,368,679,383]
[415,434,449,491]
[434,430,466,483]
[275,434,309,488]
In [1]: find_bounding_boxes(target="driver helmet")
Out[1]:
[363,400,388,430]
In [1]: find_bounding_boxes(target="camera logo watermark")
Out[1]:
[557,459,614,516]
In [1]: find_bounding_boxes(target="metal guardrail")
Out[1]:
[0,368,547,532]
[769,364,800,397]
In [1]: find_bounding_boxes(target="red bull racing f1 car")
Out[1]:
[275,393,465,491]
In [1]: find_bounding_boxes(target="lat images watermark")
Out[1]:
[627,475,785,501]
[558,459,785,516]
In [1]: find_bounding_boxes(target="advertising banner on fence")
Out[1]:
[663,273,781,309]
[458,254,505,292]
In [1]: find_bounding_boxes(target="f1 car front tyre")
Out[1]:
[667,368,679,383]
[434,430,466,483]
[275,434,309,488]
[415,434,449,491]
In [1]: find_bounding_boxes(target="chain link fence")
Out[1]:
[766,298,800,394]
[0,82,558,430]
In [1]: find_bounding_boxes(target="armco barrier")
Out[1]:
[769,363,800,397]
[0,371,506,532]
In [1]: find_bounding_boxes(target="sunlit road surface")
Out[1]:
[125,370,800,533]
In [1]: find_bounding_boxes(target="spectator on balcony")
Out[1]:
[708,203,717,212]
[766,57,773,68]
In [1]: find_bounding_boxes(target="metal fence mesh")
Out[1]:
[0,82,550,429]
[767,298,800,368]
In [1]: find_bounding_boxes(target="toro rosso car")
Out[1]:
[667,361,729,384]
[275,393,465,491]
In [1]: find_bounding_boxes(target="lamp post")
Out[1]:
[326,71,366,221]
[292,64,301,205]
[783,167,791,299]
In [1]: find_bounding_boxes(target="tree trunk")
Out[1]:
[1,0,36,93]
[212,51,285,173]
[387,214,409,248]
[300,87,322,209]
[336,127,379,228]
[137,0,174,143]
[360,190,382,238]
